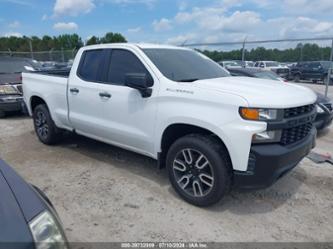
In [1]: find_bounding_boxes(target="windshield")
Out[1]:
[254,71,280,81]
[321,61,333,69]
[143,48,229,82]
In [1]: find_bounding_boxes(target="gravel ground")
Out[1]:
[0,83,332,243]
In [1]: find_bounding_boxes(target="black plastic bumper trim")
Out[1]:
[315,112,333,130]
[233,127,316,189]
[0,99,23,112]
[267,109,316,130]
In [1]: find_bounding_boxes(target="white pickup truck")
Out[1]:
[23,43,317,206]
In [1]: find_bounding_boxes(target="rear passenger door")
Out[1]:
[308,62,322,79]
[301,63,312,79]
[68,49,110,138]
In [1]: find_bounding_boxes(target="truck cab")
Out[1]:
[23,43,317,206]
[290,61,333,83]
[254,61,290,79]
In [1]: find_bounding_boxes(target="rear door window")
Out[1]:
[78,49,106,82]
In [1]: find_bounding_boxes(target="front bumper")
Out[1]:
[233,127,316,189]
[0,96,24,112]
[315,112,333,130]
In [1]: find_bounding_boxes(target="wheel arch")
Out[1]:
[158,123,232,169]
[30,95,48,114]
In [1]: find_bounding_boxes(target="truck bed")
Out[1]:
[32,69,70,78]
[22,71,70,129]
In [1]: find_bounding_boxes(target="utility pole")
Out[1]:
[28,38,34,60]
[241,37,247,67]
[72,48,76,59]
[49,48,54,61]
[61,47,65,62]
[325,39,333,97]
[297,43,303,62]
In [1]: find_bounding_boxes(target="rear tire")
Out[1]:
[166,134,232,207]
[0,110,5,118]
[33,104,61,145]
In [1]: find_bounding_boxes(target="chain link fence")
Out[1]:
[1,38,332,97]
[0,48,77,62]
[184,37,333,97]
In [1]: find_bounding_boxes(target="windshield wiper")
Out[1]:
[177,78,199,82]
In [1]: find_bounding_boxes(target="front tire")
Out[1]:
[33,104,61,145]
[166,134,232,206]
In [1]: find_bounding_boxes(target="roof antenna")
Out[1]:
[181,39,188,47]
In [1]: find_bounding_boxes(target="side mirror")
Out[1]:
[125,73,153,98]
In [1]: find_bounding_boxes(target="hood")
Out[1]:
[0,159,46,222]
[0,167,33,243]
[193,76,317,108]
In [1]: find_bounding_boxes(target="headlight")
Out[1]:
[252,130,282,144]
[316,104,325,113]
[29,211,68,249]
[0,85,20,95]
[240,107,278,121]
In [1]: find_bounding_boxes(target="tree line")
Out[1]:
[200,43,332,62]
[0,32,331,62]
[0,32,127,52]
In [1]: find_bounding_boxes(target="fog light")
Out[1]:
[252,130,282,144]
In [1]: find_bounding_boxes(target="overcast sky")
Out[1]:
[1,0,333,46]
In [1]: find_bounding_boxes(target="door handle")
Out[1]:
[70,88,79,94]
[99,92,112,98]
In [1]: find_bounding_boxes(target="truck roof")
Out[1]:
[83,43,190,51]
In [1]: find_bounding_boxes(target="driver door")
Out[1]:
[99,49,158,155]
